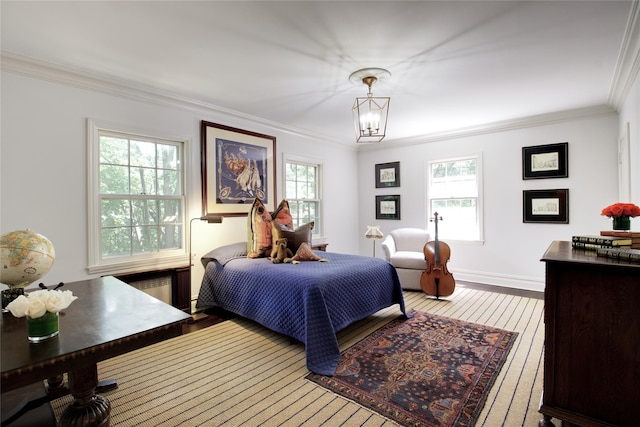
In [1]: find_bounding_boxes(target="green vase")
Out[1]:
[612,216,631,231]
[27,311,59,343]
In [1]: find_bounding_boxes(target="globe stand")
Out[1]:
[2,287,24,312]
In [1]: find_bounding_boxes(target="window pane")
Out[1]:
[101,199,130,227]
[100,165,129,194]
[130,140,156,168]
[100,137,128,165]
[285,160,321,234]
[159,199,181,224]
[306,181,316,199]
[296,164,306,179]
[130,167,157,195]
[102,227,131,257]
[432,163,446,179]
[296,182,306,199]
[132,199,158,226]
[157,144,178,170]
[431,199,477,239]
[428,156,480,241]
[160,225,181,250]
[96,128,185,265]
[285,181,296,198]
[133,225,158,252]
[286,163,297,181]
[158,169,179,195]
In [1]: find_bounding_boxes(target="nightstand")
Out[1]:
[312,243,328,252]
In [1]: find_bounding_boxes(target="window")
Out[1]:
[284,156,322,236]
[87,120,187,274]
[427,154,483,241]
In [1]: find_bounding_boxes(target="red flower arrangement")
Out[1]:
[601,202,640,218]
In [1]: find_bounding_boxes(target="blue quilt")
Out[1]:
[196,246,408,375]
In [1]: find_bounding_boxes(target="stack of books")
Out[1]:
[572,231,640,263]
[599,230,640,247]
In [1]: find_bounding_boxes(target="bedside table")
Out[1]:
[312,243,328,252]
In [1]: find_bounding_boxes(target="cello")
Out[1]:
[420,212,455,298]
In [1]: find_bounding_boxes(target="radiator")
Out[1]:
[128,275,172,305]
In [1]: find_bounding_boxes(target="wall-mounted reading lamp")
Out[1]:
[189,216,223,267]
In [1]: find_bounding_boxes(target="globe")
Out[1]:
[0,229,56,288]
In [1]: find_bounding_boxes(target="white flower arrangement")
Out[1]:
[6,289,77,319]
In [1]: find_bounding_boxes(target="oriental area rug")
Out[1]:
[306,310,518,427]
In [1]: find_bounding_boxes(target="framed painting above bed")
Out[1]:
[201,121,276,217]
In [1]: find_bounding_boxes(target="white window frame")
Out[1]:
[87,119,189,275]
[426,153,484,243]
[283,154,323,239]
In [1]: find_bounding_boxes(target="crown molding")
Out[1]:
[358,104,617,151]
[0,51,353,151]
[609,0,640,110]
[1,51,621,153]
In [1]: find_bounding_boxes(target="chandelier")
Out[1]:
[350,68,391,143]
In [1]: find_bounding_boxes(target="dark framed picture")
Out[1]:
[376,195,401,220]
[201,121,276,217]
[522,142,568,179]
[375,161,400,188]
[523,189,569,223]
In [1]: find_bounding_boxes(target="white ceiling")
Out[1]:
[1,1,636,145]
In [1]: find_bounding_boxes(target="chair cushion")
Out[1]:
[389,251,426,270]
[390,228,429,252]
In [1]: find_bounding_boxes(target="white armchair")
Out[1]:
[381,228,430,291]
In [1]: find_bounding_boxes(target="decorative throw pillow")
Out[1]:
[271,221,314,253]
[286,242,328,264]
[247,198,273,258]
[201,242,248,267]
[272,199,293,230]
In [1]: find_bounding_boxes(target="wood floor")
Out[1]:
[49,280,545,426]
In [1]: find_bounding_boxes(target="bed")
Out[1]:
[196,242,409,375]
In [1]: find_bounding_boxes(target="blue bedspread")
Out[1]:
[196,249,408,375]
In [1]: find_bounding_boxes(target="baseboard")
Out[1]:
[455,280,544,300]
[453,269,544,293]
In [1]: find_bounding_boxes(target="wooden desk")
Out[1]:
[1,276,191,426]
[539,241,640,427]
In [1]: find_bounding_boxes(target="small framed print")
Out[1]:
[376,195,401,220]
[522,142,568,179]
[375,162,400,188]
[523,189,569,224]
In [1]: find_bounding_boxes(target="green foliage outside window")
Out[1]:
[99,133,184,258]
[285,161,320,233]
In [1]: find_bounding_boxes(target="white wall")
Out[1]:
[1,68,635,299]
[0,71,360,300]
[357,111,620,291]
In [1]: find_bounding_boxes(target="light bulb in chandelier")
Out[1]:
[350,68,391,143]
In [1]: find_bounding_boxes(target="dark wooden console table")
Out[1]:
[539,241,640,427]
[1,276,191,426]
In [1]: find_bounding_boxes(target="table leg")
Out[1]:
[538,414,556,427]
[58,364,111,427]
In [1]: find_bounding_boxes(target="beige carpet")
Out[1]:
[51,285,545,426]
